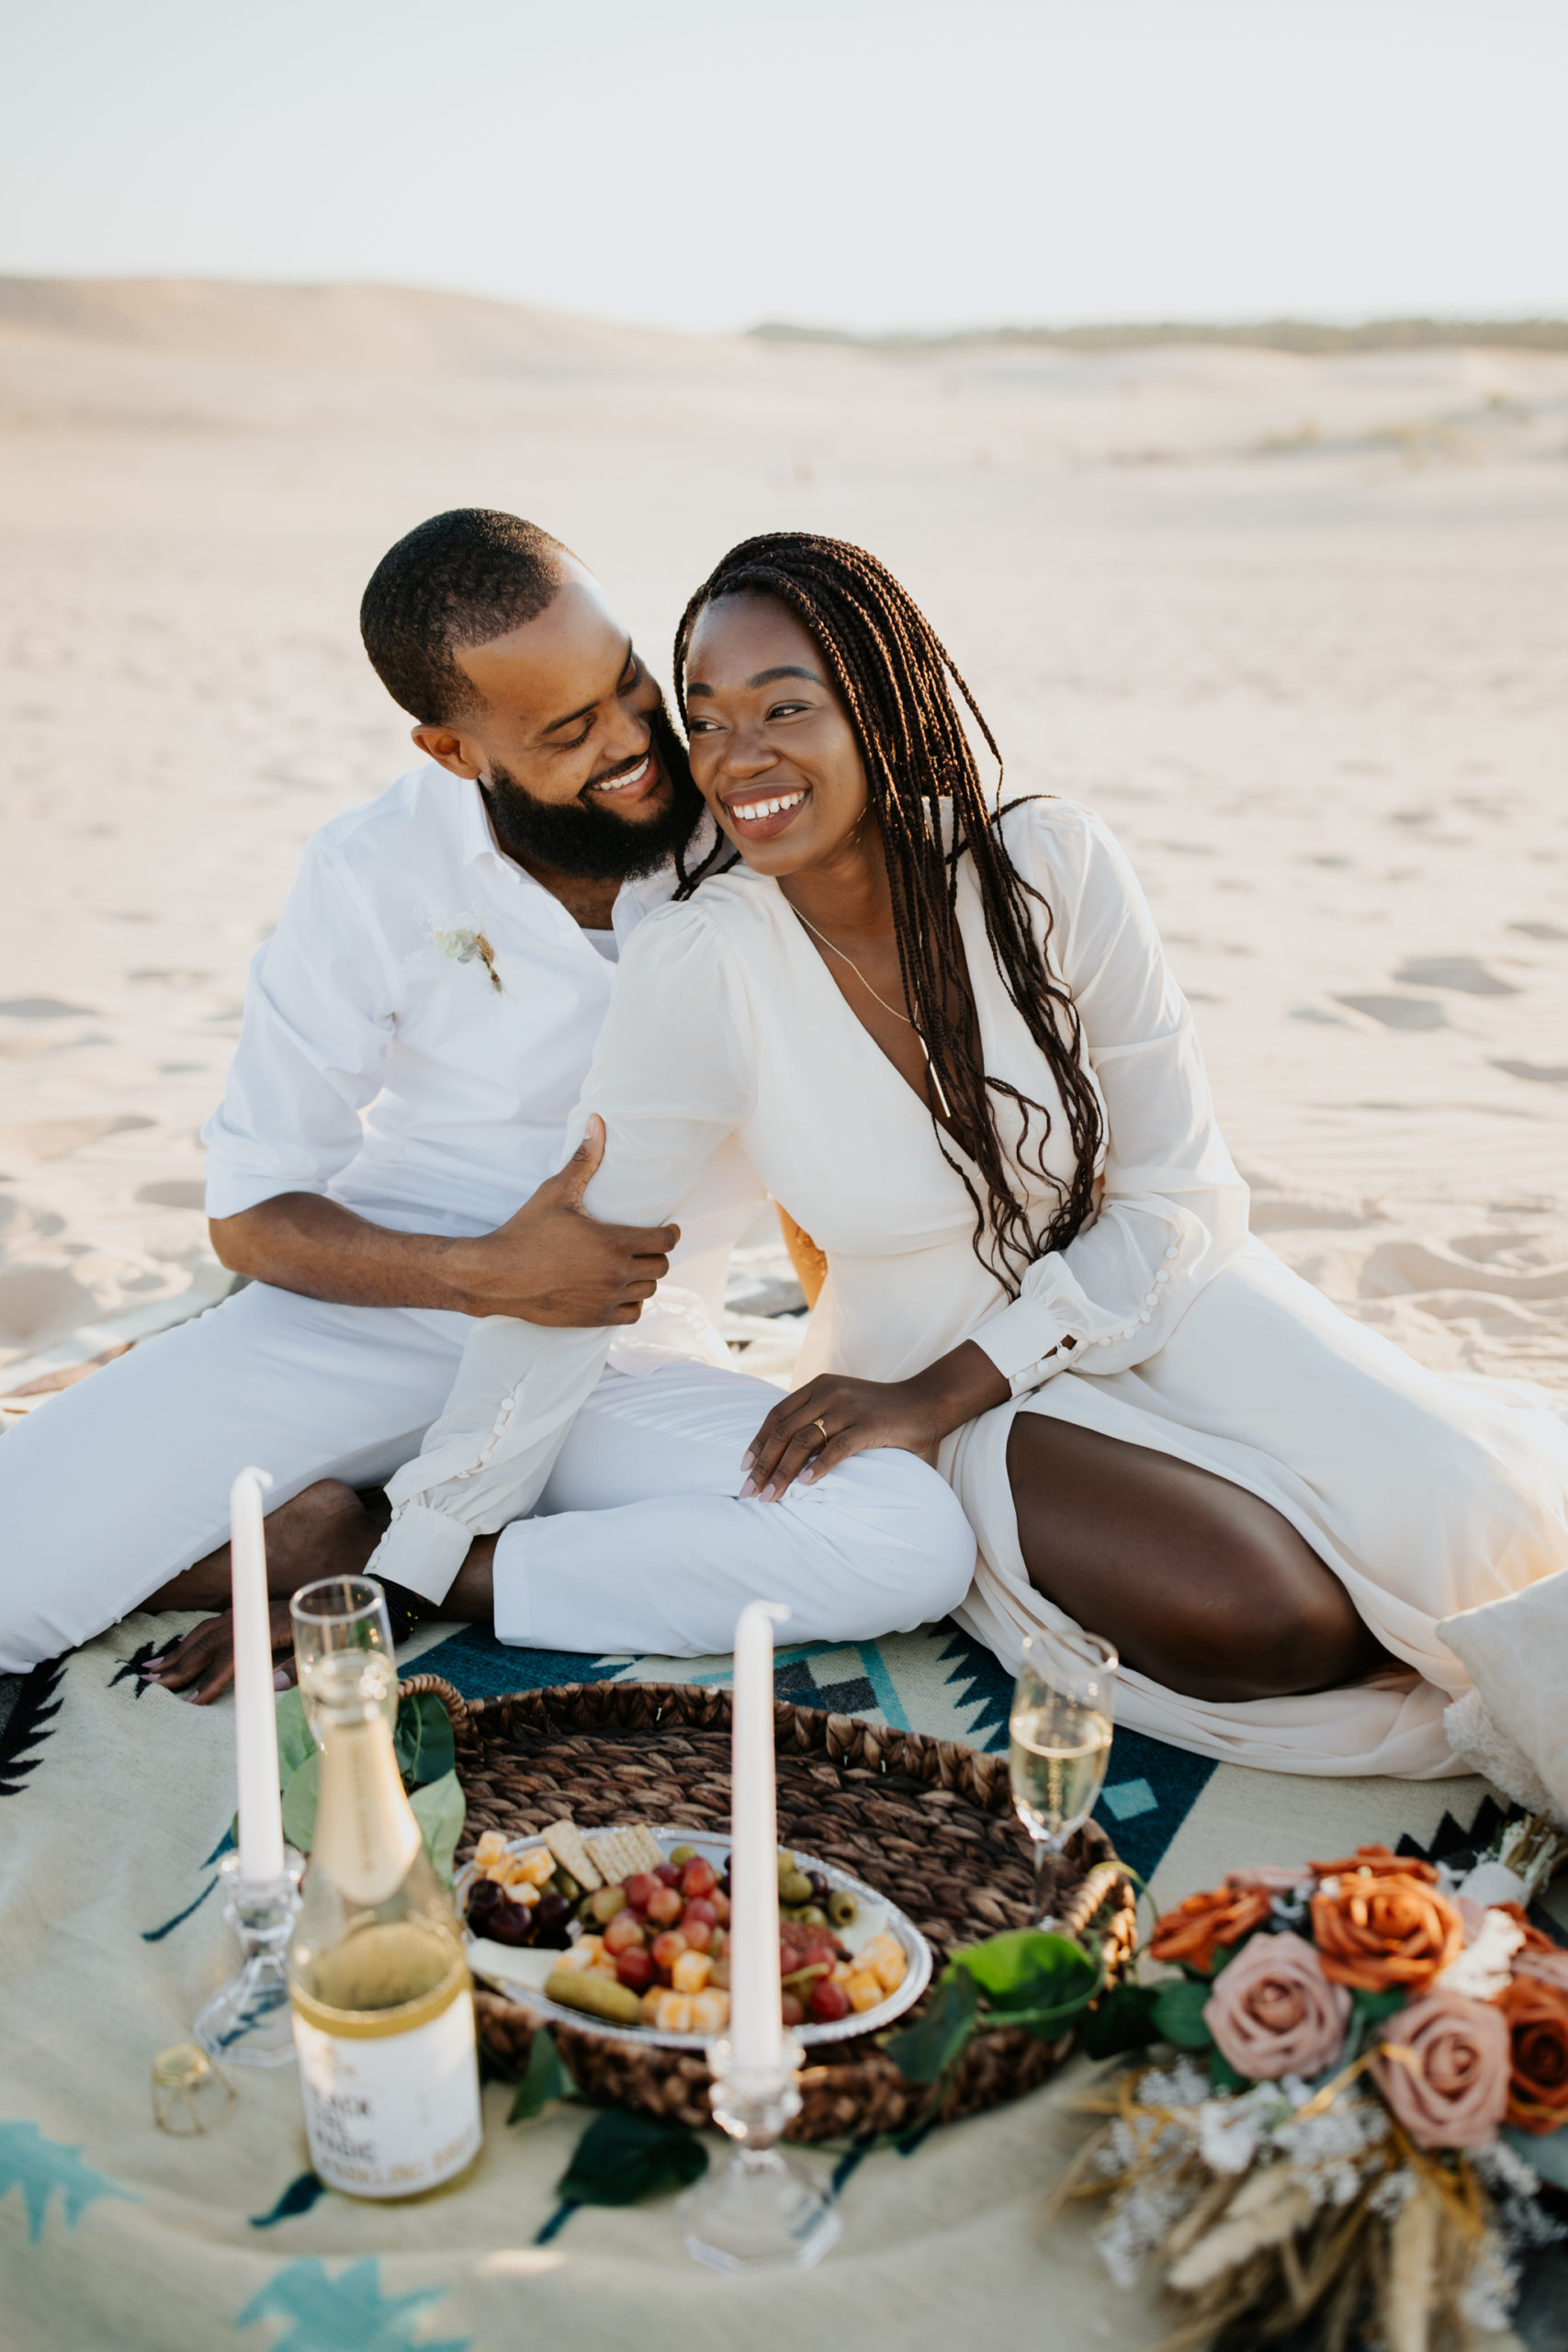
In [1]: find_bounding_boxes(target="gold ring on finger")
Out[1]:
[812,1417,829,1445]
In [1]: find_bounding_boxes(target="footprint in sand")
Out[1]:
[0,1265,100,1348]
[0,997,99,1019]
[1392,956,1518,995]
[133,1179,207,1209]
[1332,994,1446,1031]
[1509,922,1568,943]
[1492,1060,1568,1086]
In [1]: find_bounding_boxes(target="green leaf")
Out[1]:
[1209,2048,1250,2094]
[508,2029,576,2124]
[884,1971,983,2084]
[274,1686,316,1777]
[952,1930,1097,2009]
[409,1770,465,1886]
[1350,1986,1408,2026]
[393,1691,455,1789]
[1081,1980,1160,2061]
[1153,1976,1215,2051]
[555,2109,708,2208]
[280,1749,321,1852]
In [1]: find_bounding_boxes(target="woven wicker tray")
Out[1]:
[406,1673,1136,2143]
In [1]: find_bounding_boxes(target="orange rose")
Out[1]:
[1311,1869,1462,1992]
[1308,1843,1438,1885]
[1497,1973,1568,2135]
[1149,1884,1273,1973]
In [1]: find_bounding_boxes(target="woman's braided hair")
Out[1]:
[672,531,1102,1294]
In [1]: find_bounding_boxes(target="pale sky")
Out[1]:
[3,0,1564,336]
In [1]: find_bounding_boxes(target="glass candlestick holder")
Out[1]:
[680,2035,841,2272]
[193,1849,304,2068]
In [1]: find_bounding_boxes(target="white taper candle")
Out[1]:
[728,1599,791,2072]
[230,1465,285,1884]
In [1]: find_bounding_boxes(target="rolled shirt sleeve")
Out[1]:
[201,840,400,1219]
[969,804,1250,1398]
[370,905,757,1602]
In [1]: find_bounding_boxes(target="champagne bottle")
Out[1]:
[287,1652,481,2198]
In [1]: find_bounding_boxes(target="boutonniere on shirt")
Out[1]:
[433,924,502,994]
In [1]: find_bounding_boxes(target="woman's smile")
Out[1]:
[724,783,809,840]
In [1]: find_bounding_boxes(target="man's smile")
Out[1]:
[585,751,662,806]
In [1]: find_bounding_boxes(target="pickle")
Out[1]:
[828,1889,859,1928]
[544,1968,645,2028]
[779,1870,815,1906]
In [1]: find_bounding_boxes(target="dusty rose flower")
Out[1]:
[1202,1930,1351,2080]
[1371,1989,1509,2150]
[1497,1973,1568,2134]
[1312,1870,1462,1993]
[1224,1865,1313,1894]
[1149,1885,1273,1973]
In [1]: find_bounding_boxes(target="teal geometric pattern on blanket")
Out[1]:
[414,1611,1213,1880]
[235,2260,471,2350]
[0,2120,137,2240]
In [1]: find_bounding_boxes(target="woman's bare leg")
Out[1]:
[1006,1417,1392,1703]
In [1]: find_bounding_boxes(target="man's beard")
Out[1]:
[482,699,705,885]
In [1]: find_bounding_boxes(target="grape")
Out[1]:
[682,1897,717,1928]
[623,1872,661,1915]
[531,1893,572,1946]
[807,1871,829,1904]
[681,1917,713,1953]
[485,1897,535,1948]
[679,1858,717,1899]
[807,1978,851,2024]
[646,1884,684,1926]
[603,1911,646,1956]
[650,1928,689,1973]
[615,1948,655,1993]
[780,1994,805,2028]
[652,1862,681,1888]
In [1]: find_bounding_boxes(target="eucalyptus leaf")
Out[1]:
[555,2109,708,2208]
[1081,1980,1160,2062]
[409,1769,465,1885]
[1153,1975,1215,2051]
[280,1748,321,1852]
[393,1691,455,1789]
[884,1972,983,2085]
[952,1929,1096,2010]
[274,1686,316,1777]
[508,2029,576,2124]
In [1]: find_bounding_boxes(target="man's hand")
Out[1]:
[210,1114,678,1326]
[739,1341,1012,1502]
[142,1600,298,1706]
[446,1115,678,1326]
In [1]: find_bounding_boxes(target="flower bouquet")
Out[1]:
[1065,1819,1568,2351]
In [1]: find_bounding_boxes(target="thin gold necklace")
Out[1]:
[790,903,953,1120]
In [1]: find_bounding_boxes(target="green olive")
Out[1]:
[779,1871,815,1906]
[828,1889,859,1928]
[669,1845,696,1866]
[555,1871,581,1904]
[796,1905,829,1929]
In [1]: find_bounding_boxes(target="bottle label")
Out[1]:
[292,1988,482,2198]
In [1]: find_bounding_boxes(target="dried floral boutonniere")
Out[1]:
[433,925,502,994]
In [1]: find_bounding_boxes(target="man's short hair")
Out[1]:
[359,509,570,724]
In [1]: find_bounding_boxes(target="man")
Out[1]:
[0,511,972,1694]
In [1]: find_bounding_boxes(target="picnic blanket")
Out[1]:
[3,1602,1551,2352]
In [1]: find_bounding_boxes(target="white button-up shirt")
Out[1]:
[202,763,761,1339]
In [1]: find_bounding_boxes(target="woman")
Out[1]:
[373,533,1568,1776]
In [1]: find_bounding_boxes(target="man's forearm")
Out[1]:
[209,1193,482,1313]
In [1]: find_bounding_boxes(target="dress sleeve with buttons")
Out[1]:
[370,907,757,1602]
[968,802,1251,1399]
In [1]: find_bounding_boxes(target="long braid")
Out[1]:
[672,532,1102,1294]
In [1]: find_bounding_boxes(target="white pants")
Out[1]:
[0,1282,974,1673]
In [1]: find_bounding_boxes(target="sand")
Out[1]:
[1,278,1566,1396]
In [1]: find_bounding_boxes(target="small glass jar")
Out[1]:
[152,2041,236,2136]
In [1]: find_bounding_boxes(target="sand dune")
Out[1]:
[1,278,1565,1396]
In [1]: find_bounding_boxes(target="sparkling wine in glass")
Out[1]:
[290,1576,398,1743]
[1009,1629,1117,1930]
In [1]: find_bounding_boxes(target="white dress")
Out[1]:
[373,799,1568,1777]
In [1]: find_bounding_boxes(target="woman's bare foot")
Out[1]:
[141,1479,383,1705]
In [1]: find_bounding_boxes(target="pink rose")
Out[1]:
[1371,1988,1509,2151]
[1202,1930,1351,2080]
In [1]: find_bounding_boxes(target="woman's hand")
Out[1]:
[741,1341,1010,1502]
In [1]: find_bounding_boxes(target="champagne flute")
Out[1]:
[1009,1628,1117,1930]
[290,1576,398,1742]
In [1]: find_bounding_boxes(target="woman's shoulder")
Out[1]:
[992,794,1128,895]
[629,861,784,956]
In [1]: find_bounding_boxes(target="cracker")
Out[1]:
[586,1825,666,1884]
[540,1818,602,1892]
